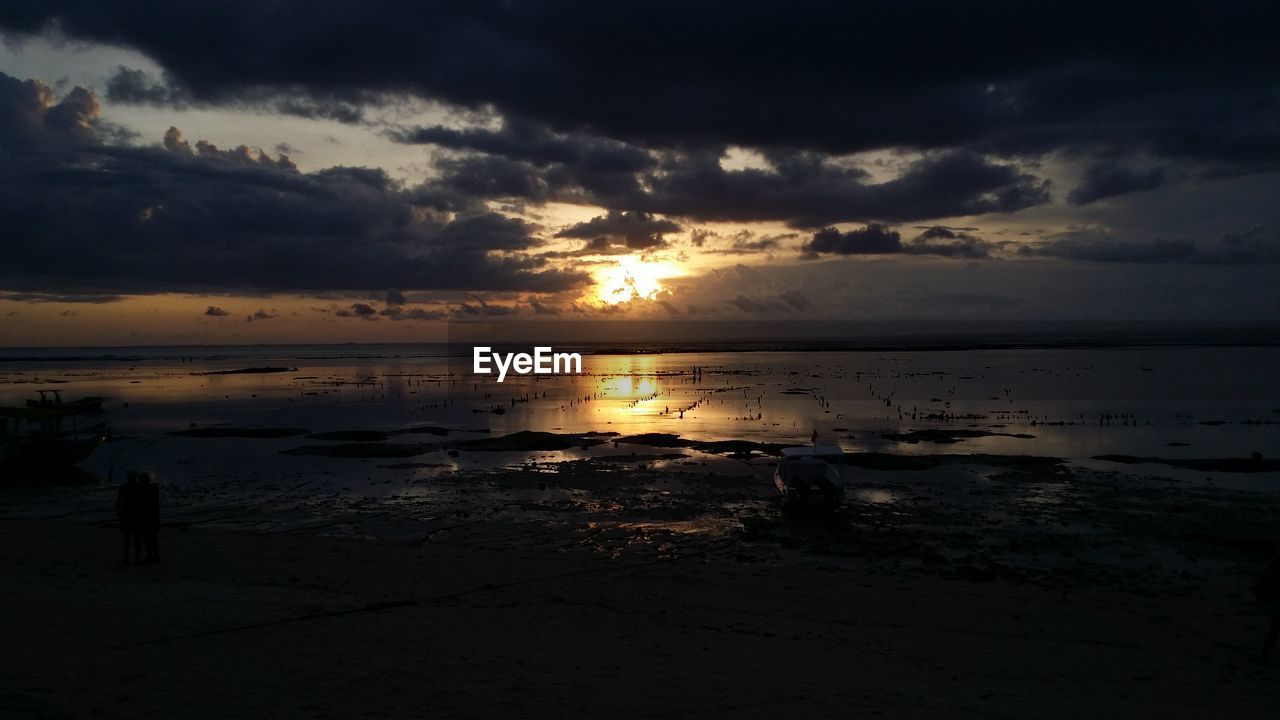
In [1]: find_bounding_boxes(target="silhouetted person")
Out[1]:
[115,472,143,564]
[1257,551,1280,662]
[137,472,160,563]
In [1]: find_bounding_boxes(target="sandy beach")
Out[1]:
[2,513,1278,719]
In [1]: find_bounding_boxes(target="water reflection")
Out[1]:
[5,347,1280,482]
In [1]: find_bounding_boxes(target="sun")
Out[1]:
[592,255,684,305]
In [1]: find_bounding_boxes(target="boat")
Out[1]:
[773,445,846,508]
[25,389,106,414]
[0,404,109,476]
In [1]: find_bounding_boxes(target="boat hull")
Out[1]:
[1,429,107,474]
[773,468,845,508]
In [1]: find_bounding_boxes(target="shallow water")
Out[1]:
[3,344,1278,463]
[4,343,1279,540]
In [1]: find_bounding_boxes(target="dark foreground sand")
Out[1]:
[2,519,1277,719]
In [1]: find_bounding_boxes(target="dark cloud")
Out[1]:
[104,66,180,106]
[554,210,680,250]
[455,301,518,317]
[528,299,561,316]
[4,2,1277,173]
[379,305,446,321]
[0,72,96,143]
[0,74,588,297]
[105,66,372,124]
[1067,162,1167,205]
[906,226,995,258]
[336,302,380,319]
[804,223,997,259]
[2,3,1280,323]
[804,224,902,255]
[428,154,556,205]
[435,147,1051,227]
[689,229,713,248]
[391,118,654,173]
[728,295,781,314]
[245,308,276,322]
[699,230,797,255]
[204,305,229,317]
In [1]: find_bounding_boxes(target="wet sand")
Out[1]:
[3,517,1278,719]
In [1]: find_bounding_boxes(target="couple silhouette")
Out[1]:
[115,471,160,565]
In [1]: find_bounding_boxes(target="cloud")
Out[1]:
[692,229,797,255]
[528,299,562,315]
[105,66,182,106]
[0,74,589,297]
[1019,226,1280,264]
[379,305,445,321]
[803,224,902,255]
[104,66,373,124]
[335,303,380,319]
[4,5,1280,325]
[5,2,1278,175]
[204,305,230,317]
[554,210,680,250]
[455,301,518,317]
[391,118,654,173]
[163,125,296,169]
[0,72,96,143]
[433,147,1051,227]
[803,223,997,258]
[906,226,995,258]
[245,308,276,322]
[1067,162,1167,205]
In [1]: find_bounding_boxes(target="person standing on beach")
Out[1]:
[137,472,161,563]
[114,472,142,564]
[1257,550,1280,662]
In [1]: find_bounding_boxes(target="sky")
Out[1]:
[1,1,1279,346]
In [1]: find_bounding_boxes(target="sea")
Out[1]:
[2,325,1278,566]
[2,323,1278,473]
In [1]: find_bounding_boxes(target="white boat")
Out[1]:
[773,445,846,508]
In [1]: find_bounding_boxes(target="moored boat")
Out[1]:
[773,445,846,508]
[0,405,109,476]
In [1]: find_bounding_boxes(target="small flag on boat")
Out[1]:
[811,429,818,445]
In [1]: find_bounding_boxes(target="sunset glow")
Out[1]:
[591,256,685,305]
